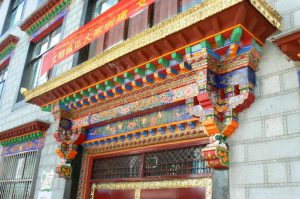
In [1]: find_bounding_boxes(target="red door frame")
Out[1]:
[84,137,210,199]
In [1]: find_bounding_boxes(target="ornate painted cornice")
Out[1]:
[20,0,70,35]
[0,121,50,142]
[23,0,281,104]
[84,123,205,155]
[0,35,19,62]
[0,131,44,146]
[249,0,281,29]
[273,30,300,61]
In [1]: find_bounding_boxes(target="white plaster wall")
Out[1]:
[0,0,86,198]
[229,1,300,198]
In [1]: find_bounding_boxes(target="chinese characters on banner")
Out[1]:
[41,0,155,75]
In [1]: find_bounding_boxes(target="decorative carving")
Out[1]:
[23,0,280,102]
[182,29,262,170]
[52,105,86,178]
[90,178,212,199]
[55,164,72,178]
[85,126,205,155]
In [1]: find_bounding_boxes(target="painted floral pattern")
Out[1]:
[73,84,198,129]
[86,105,192,140]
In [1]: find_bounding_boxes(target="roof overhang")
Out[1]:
[0,121,50,142]
[0,34,19,64]
[273,29,300,61]
[23,0,281,106]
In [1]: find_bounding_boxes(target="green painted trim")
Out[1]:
[215,34,225,48]
[158,57,170,67]
[80,90,89,97]
[171,52,183,62]
[74,93,82,100]
[88,87,97,94]
[113,76,124,84]
[200,40,212,49]
[230,27,243,43]
[134,68,145,76]
[185,46,192,54]
[105,80,115,89]
[25,0,71,35]
[0,43,16,61]
[96,83,106,91]
[0,132,44,146]
[146,63,157,72]
[124,72,134,80]
[67,96,75,102]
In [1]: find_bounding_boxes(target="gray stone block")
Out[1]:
[267,162,288,183]
[230,188,246,199]
[248,136,300,161]
[290,160,300,182]
[244,91,299,119]
[282,69,299,90]
[237,120,263,140]
[287,113,300,134]
[265,116,284,137]
[249,187,300,199]
[261,75,281,96]
[230,164,264,185]
[229,144,245,163]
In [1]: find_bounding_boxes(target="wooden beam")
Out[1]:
[149,45,161,57]
[211,16,221,33]
[164,39,175,50]
[192,26,204,38]
[176,32,189,44]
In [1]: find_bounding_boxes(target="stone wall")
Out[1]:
[229,1,300,198]
[0,0,86,198]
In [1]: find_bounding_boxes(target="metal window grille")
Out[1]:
[144,146,211,177]
[92,154,141,180]
[0,150,39,199]
[91,146,211,180]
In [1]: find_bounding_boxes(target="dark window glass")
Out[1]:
[24,27,61,90]
[0,67,8,101]
[127,7,151,38]
[180,0,204,12]
[3,0,25,33]
[92,0,118,19]
[37,0,47,6]
[77,0,119,65]
[153,0,178,25]
[78,0,206,66]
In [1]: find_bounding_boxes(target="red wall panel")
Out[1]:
[94,189,135,199]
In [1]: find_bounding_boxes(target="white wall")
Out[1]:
[229,1,300,198]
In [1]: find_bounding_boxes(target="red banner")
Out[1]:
[41,0,155,75]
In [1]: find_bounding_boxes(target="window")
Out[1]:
[37,0,47,6]
[180,0,204,12]
[77,0,119,65]
[77,0,205,65]
[0,67,8,101]
[24,27,61,90]
[3,0,25,33]
[92,0,118,19]
[91,146,211,181]
[0,150,39,199]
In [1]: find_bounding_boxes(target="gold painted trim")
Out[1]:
[90,178,212,199]
[24,0,281,101]
[249,0,281,29]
